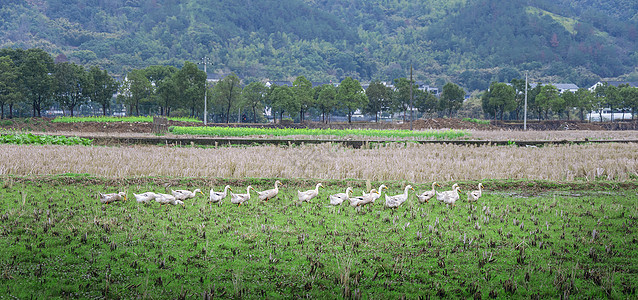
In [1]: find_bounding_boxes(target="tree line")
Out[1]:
[0,48,119,118]
[4,47,636,123]
[482,80,638,121]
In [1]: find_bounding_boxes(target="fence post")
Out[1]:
[153,116,168,134]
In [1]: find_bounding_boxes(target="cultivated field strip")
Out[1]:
[3,143,637,181]
[49,129,638,141]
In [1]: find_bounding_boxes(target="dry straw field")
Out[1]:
[3,142,637,181]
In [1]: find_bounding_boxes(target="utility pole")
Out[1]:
[409,63,413,131]
[524,72,528,131]
[199,56,211,125]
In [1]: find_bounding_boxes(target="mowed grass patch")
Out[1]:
[0,177,636,298]
[52,116,202,123]
[169,126,469,140]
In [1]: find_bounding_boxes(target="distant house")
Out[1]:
[415,81,440,96]
[266,81,293,88]
[589,81,638,92]
[206,73,225,84]
[529,83,579,94]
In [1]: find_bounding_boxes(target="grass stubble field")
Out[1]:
[1,128,637,298]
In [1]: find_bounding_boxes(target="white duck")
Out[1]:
[329,187,353,206]
[436,183,461,206]
[417,182,440,204]
[231,186,254,206]
[171,188,204,200]
[468,183,484,202]
[384,185,414,208]
[363,184,388,204]
[298,183,323,203]
[133,192,156,204]
[257,180,283,202]
[155,193,184,208]
[99,192,127,204]
[210,185,232,204]
[351,189,379,207]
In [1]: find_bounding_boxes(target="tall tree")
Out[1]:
[481,82,516,120]
[269,85,294,123]
[21,48,54,117]
[509,78,528,120]
[535,84,560,120]
[241,81,267,123]
[212,74,241,123]
[337,77,367,123]
[0,56,20,119]
[619,85,638,120]
[145,65,178,116]
[414,89,439,118]
[156,75,179,117]
[439,82,465,116]
[315,84,337,123]
[292,76,313,123]
[175,61,206,117]
[53,62,88,117]
[575,88,594,121]
[392,78,413,121]
[364,81,391,122]
[561,90,577,120]
[87,66,119,116]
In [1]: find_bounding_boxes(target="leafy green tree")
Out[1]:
[145,65,178,116]
[337,77,367,123]
[575,88,595,121]
[0,56,21,119]
[439,82,465,116]
[315,84,337,123]
[364,81,391,122]
[604,85,620,122]
[156,75,179,117]
[53,62,88,117]
[535,85,560,120]
[592,83,609,121]
[561,91,577,120]
[481,82,516,120]
[175,61,206,117]
[619,86,638,120]
[212,74,241,123]
[509,78,529,120]
[87,66,119,116]
[269,85,294,123]
[392,78,413,121]
[118,69,151,116]
[414,89,439,117]
[292,76,313,123]
[21,48,54,117]
[241,81,267,123]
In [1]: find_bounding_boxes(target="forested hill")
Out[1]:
[1,0,637,90]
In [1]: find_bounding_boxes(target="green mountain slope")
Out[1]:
[1,0,636,89]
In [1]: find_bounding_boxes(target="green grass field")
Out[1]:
[0,176,636,298]
[169,126,470,140]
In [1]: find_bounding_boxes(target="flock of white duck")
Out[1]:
[99,181,485,209]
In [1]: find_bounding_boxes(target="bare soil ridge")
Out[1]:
[3,117,638,133]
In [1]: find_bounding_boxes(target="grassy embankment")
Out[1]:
[169,126,470,140]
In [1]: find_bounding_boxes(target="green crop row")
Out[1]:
[52,116,202,123]
[0,133,92,146]
[462,117,491,125]
[169,126,470,139]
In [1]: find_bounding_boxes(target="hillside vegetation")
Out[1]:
[1,0,637,89]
